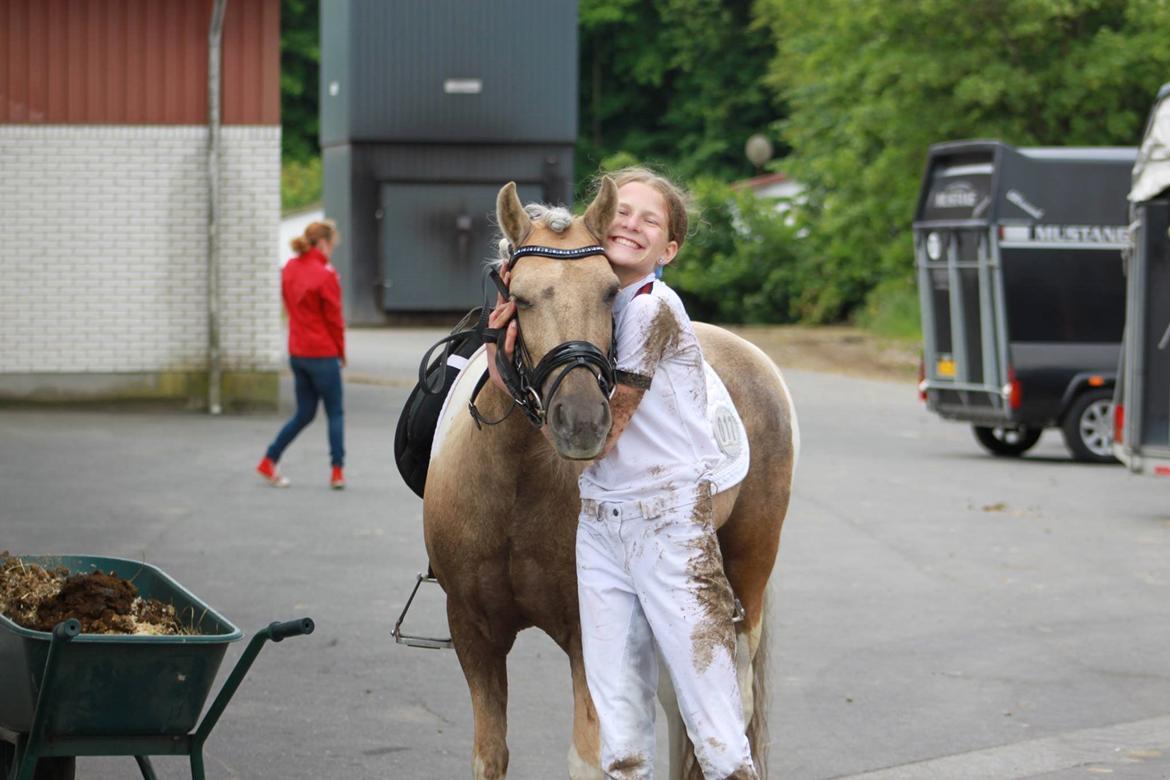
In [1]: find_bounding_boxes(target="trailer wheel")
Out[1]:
[972,425,1043,456]
[1061,389,1118,463]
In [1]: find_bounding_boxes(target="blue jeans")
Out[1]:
[266,357,345,467]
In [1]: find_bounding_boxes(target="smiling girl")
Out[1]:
[488,167,757,779]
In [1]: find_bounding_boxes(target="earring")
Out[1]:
[656,257,666,266]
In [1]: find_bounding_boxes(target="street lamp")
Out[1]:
[745,133,773,173]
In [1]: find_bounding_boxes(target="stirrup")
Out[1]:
[392,572,454,650]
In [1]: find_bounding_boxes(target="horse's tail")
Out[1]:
[747,597,770,778]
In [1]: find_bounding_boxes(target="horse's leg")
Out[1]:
[567,634,604,780]
[448,604,513,780]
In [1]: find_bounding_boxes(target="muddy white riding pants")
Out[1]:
[576,496,757,780]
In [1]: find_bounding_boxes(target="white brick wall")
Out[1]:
[0,125,282,374]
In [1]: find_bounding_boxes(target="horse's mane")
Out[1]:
[493,203,574,267]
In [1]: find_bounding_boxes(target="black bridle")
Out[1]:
[469,243,617,428]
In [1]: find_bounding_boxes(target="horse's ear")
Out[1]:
[583,176,618,242]
[496,182,531,246]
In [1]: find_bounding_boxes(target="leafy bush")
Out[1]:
[281,157,322,214]
[666,179,801,324]
[757,0,1170,323]
[856,276,921,343]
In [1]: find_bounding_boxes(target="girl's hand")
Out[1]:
[485,265,517,392]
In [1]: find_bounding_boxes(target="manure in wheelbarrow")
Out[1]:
[0,552,191,635]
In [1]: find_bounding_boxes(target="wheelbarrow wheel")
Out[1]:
[0,743,76,780]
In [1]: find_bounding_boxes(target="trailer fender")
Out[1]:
[1058,372,1116,421]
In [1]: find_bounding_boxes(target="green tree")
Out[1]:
[668,179,802,322]
[578,0,782,189]
[756,0,1170,322]
[281,0,319,162]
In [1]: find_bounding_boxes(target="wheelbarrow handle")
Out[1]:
[53,619,81,641]
[18,620,83,778]
[193,616,316,744]
[267,617,315,643]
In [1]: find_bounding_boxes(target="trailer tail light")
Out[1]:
[1087,375,1105,387]
[918,356,926,402]
[1113,404,1124,446]
[1006,367,1022,410]
[1155,465,1170,477]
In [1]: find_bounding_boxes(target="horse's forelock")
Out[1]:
[533,205,573,233]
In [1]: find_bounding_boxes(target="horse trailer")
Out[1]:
[914,140,1135,462]
[320,1,578,323]
[1114,85,1170,477]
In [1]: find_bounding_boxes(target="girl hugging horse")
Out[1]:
[423,171,799,779]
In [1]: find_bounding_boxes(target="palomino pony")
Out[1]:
[423,179,798,779]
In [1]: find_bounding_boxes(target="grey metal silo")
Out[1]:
[320,0,578,323]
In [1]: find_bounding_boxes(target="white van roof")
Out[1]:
[1130,84,1170,202]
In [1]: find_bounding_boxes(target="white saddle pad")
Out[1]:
[431,345,489,461]
[431,348,751,492]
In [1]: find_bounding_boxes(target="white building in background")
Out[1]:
[0,0,282,410]
[731,171,804,203]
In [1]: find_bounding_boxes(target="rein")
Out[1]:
[468,244,617,429]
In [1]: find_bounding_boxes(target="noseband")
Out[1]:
[470,243,617,428]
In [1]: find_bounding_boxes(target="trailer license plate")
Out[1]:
[937,358,956,378]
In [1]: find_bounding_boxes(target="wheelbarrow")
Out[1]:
[0,555,314,780]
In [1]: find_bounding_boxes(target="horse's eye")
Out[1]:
[512,295,533,310]
[603,286,619,304]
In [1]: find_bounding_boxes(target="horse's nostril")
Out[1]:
[553,403,567,430]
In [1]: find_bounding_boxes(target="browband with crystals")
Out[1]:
[510,244,607,264]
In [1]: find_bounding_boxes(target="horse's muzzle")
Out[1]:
[547,373,612,459]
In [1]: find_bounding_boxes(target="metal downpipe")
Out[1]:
[207,0,227,414]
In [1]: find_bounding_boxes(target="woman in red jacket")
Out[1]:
[257,219,347,489]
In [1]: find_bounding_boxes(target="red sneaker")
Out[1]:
[330,466,346,490]
[257,457,289,488]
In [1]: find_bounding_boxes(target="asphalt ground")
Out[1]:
[2,327,1169,779]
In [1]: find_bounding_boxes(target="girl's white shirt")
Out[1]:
[579,273,739,512]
